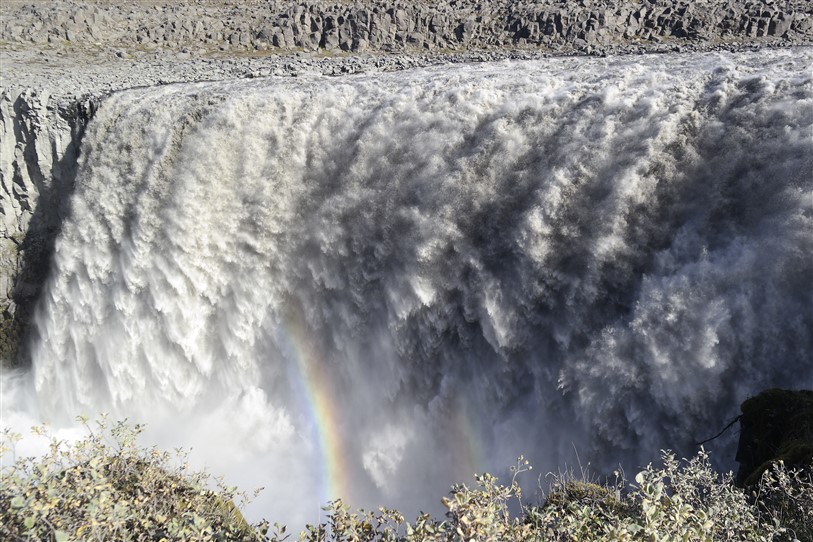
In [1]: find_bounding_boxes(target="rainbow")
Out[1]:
[449,391,488,483]
[278,301,490,506]
[280,304,352,507]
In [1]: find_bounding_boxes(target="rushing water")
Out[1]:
[3,48,813,525]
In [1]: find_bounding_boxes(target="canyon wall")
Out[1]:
[0,89,96,360]
[2,0,812,55]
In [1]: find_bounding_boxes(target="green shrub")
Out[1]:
[290,450,810,542]
[0,416,266,541]
[2,418,810,541]
[755,461,813,542]
[628,450,766,542]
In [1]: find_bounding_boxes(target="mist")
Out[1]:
[2,49,812,526]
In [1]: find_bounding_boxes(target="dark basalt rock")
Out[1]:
[735,388,813,486]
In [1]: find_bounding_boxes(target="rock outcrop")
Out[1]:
[1,0,811,56]
[0,89,96,361]
[736,388,813,486]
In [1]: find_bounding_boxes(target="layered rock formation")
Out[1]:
[2,0,811,56]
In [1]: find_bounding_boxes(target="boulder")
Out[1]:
[735,388,813,486]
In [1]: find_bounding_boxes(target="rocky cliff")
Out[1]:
[2,0,812,55]
[0,89,96,361]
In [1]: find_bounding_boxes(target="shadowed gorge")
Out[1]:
[2,49,812,526]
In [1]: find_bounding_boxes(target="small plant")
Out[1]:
[629,450,769,542]
[755,461,813,542]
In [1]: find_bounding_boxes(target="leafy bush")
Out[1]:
[0,416,266,541]
[755,462,813,542]
[2,418,811,541]
[290,451,811,542]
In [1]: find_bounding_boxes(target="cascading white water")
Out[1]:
[3,48,813,526]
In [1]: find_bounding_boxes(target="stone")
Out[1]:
[353,37,369,52]
[768,13,794,36]
[6,0,807,54]
[735,388,813,486]
[323,30,339,50]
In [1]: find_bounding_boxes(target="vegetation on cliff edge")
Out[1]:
[1,417,811,542]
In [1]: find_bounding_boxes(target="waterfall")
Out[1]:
[5,49,813,525]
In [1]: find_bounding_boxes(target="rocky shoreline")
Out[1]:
[1,0,813,365]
